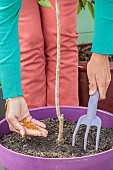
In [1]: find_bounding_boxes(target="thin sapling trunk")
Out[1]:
[55,0,64,144]
[38,0,64,144]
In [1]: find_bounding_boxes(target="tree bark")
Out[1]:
[55,0,64,144]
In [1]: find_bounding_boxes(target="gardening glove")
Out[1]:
[87,53,111,100]
[5,96,48,137]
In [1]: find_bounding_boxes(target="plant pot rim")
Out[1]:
[0,106,113,161]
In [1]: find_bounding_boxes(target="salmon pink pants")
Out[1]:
[19,0,79,109]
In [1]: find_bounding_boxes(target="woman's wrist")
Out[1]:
[6,96,23,100]
[91,53,109,62]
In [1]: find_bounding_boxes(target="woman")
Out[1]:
[0,0,48,137]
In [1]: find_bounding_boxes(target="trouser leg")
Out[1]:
[40,0,79,106]
[19,0,46,109]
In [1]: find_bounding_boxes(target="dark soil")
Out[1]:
[78,45,113,62]
[0,118,113,158]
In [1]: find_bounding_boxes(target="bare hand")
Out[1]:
[5,97,48,137]
[87,53,111,100]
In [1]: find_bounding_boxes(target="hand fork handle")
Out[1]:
[87,90,99,119]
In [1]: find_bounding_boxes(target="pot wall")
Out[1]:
[79,61,113,113]
[0,86,5,121]
[0,107,113,170]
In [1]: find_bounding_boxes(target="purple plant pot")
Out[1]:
[0,106,113,170]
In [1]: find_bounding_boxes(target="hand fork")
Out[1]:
[72,90,102,150]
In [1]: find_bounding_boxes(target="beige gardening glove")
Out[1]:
[5,96,48,137]
[87,53,111,100]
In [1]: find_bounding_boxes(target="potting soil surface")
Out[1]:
[0,118,113,158]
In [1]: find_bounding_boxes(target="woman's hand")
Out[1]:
[87,53,111,100]
[5,96,48,137]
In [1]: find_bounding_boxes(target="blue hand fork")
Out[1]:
[72,90,102,150]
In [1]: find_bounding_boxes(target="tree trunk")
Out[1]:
[55,0,64,144]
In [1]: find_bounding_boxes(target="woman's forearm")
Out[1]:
[0,0,23,99]
[91,0,113,54]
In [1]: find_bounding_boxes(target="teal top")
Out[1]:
[0,0,23,99]
[91,0,113,54]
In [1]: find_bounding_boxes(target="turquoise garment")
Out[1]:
[0,0,23,99]
[92,0,113,54]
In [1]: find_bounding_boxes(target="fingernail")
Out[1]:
[20,130,24,138]
[100,95,106,100]
[89,90,95,95]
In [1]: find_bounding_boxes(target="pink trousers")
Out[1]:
[19,0,79,109]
